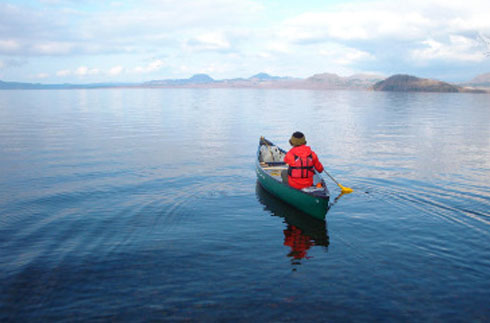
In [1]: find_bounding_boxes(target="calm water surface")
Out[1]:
[0,89,489,321]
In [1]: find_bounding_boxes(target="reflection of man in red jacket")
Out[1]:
[283,224,314,260]
[283,132,324,190]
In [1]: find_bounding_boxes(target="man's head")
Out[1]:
[289,131,306,147]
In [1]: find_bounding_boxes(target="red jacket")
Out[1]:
[284,145,324,189]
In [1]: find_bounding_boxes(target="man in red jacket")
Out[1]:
[283,131,324,190]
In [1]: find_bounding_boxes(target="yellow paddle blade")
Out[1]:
[339,184,354,194]
[322,170,353,194]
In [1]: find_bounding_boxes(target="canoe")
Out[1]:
[256,137,330,220]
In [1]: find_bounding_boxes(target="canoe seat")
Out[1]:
[262,166,287,170]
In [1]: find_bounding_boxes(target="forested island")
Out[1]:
[372,75,486,93]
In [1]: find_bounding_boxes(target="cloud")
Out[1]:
[108,65,124,76]
[266,41,291,54]
[185,32,231,52]
[75,66,88,76]
[319,45,375,65]
[0,39,21,53]
[75,66,99,76]
[0,0,264,57]
[56,69,71,77]
[279,8,430,43]
[32,41,76,55]
[1,0,489,82]
[147,59,164,72]
[279,0,490,43]
[133,59,164,73]
[262,0,490,71]
[411,35,486,62]
[477,33,490,55]
[35,73,49,79]
[0,58,28,69]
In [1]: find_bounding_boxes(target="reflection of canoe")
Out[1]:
[256,137,330,220]
[256,183,329,248]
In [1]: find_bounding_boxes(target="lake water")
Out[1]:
[0,89,489,321]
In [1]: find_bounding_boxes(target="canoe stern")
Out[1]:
[256,159,329,220]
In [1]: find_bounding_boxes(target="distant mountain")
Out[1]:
[373,74,460,92]
[144,72,296,88]
[0,80,135,89]
[144,74,215,86]
[348,73,386,81]
[0,73,394,91]
[306,73,344,85]
[248,73,286,81]
[188,74,215,83]
[0,80,44,89]
[470,72,490,84]
[2,72,488,92]
[302,73,384,90]
[464,72,490,87]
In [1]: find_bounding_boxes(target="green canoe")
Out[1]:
[256,137,330,220]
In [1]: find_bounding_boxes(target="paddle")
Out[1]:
[322,169,353,194]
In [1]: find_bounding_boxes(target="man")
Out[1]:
[283,131,324,190]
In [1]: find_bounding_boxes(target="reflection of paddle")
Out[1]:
[332,191,347,203]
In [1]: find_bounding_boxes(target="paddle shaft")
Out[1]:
[318,169,353,193]
[323,169,341,186]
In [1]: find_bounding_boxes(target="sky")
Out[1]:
[1,0,490,83]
